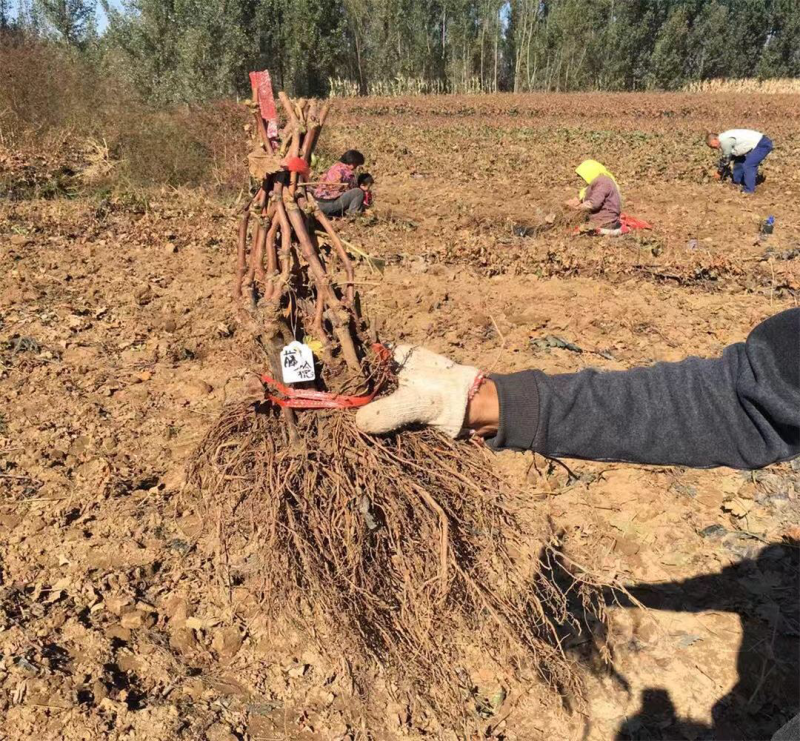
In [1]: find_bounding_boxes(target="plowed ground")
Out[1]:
[1,92,798,740]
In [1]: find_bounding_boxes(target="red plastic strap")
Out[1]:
[284,156,311,178]
[262,343,392,410]
[467,372,487,401]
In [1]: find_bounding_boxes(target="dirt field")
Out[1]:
[1,93,798,741]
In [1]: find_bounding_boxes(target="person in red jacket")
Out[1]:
[314,150,366,217]
[357,172,374,208]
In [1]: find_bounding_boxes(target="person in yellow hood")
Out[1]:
[566,160,622,231]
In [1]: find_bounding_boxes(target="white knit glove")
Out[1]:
[356,345,480,437]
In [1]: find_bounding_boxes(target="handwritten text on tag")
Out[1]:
[280,341,316,383]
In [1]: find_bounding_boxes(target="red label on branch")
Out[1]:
[249,70,278,123]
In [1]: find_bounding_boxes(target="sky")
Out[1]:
[97,0,123,32]
[8,0,123,32]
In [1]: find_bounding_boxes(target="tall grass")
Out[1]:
[328,75,486,98]
[683,78,800,94]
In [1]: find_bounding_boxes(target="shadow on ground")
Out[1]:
[613,540,799,740]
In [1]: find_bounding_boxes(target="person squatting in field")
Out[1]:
[707,129,773,194]
[357,172,374,208]
[565,160,623,234]
[356,308,800,741]
[314,149,368,217]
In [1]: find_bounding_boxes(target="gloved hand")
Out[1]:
[356,345,480,437]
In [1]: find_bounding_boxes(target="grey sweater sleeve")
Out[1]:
[487,309,800,469]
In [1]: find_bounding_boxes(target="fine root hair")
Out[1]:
[187,403,614,723]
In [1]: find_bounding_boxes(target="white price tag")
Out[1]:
[280,341,316,384]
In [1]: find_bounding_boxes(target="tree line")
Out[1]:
[2,0,799,102]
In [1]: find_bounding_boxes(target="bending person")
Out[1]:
[706,129,773,194]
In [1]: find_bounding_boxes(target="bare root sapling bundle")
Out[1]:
[189,71,613,725]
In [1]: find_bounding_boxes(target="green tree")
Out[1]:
[33,0,96,46]
[602,0,664,90]
[343,0,369,93]
[442,0,482,91]
[101,0,250,103]
[649,5,689,89]
[79,0,800,100]
[280,0,347,96]
[101,0,348,101]
[757,0,800,77]
[686,1,730,81]
[508,0,548,91]
[725,0,771,77]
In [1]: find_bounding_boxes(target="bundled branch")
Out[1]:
[187,71,619,729]
[235,79,369,393]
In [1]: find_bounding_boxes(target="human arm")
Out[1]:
[487,308,799,468]
[565,197,598,213]
[469,325,798,467]
[717,134,735,173]
[578,179,609,213]
[357,310,800,470]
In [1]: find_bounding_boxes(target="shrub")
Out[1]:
[1,36,248,194]
[0,35,112,146]
[117,113,211,187]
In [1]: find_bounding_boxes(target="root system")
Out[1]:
[188,403,611,723]
[187,75,616,727]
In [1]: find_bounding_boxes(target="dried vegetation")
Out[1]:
[1,88,798,740]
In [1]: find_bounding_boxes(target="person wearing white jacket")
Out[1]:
[706,128,773,193]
